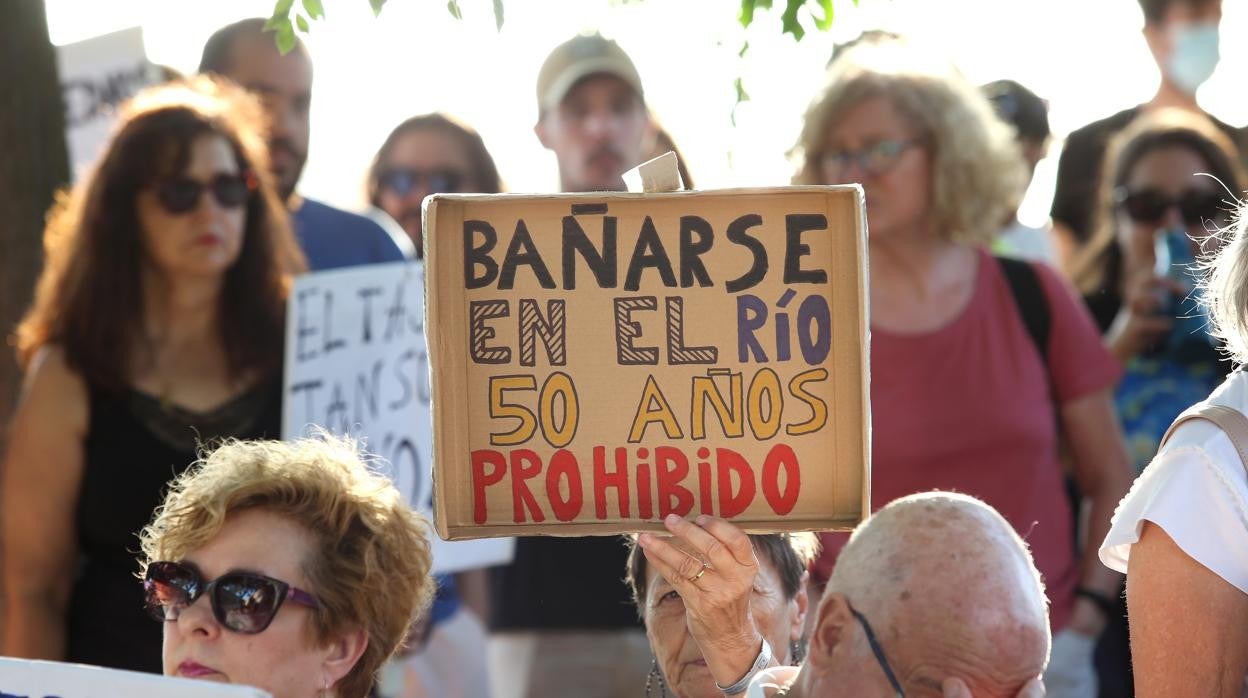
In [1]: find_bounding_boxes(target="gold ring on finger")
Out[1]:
[690,562,709,583]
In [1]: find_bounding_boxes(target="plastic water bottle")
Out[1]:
[1153,228,1213,354]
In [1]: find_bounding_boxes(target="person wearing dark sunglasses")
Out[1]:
[2,77,305,674]
[138,435,435,698]
[368,113,502,258]
[636,493,1050,698]
[1071,109,1244,475]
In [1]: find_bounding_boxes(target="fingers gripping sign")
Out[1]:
[638,514,771,689]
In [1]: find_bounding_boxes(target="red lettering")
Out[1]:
[762,444,800,515]
[716,448,757,518]
[655,446,694,517]
[637,458,654,519]
[546,449,584,522]
[471,449,507,524]
[509,449,546,523]
[593,446,631,520]
[697,457,713,516]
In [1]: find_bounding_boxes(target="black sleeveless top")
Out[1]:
[66,378,281,672]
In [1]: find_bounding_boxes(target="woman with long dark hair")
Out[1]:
[1,76,304,672]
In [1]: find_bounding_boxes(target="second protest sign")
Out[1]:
[426,186,869,538]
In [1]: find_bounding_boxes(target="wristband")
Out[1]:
[1075,586,1116,618]
[714,638,773,696]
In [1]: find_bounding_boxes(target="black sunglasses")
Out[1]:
[143,560,318,634]
[379,168,466,197]
[1114,187,1226,228]
[851,605,906,698]
[155,172,256,215]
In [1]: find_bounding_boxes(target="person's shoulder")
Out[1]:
[297,198,405,262]
[1144,371,1248,488]
[1064,106,1141,148]
[299,197,381,231]
[25,345,85,392]
[995,255,1074,307]
[16,344,89,432]
[1101,396,1248,583]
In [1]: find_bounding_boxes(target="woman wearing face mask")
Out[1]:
[138,435,435,698]
[1048,0,1242,266]
[797,37,1133,698]
[1,77,304,671]
[1072,109,1243,472]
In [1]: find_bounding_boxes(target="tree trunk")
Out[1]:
[0,0,68,454]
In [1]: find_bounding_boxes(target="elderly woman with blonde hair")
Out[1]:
[138,435,435,698]
[796,37,1133,696]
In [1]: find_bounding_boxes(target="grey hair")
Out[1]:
[791,39,1026,245]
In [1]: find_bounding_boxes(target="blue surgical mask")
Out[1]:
[1167,21,1220,95]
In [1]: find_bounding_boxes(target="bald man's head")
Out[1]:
[793,492,1050,697]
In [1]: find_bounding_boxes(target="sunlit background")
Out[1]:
[44,0,1248,228]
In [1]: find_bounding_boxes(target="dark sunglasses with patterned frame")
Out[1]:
[143,560,318,634]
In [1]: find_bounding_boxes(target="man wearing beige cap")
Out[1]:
[534,32,655,192]
[484,32,655,698]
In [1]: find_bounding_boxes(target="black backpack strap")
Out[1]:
[997,255,1051,367]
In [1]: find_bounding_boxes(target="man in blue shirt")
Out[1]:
[199,18,409,269]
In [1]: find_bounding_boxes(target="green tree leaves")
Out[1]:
[267,0,855,49]
[739,0,856,40]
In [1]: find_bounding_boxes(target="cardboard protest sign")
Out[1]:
[283,261,513,572]
[425,186,870,539]
[57,27,158,180]
[0,657,269,697]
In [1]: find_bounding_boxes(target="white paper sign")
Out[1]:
[0,658,270,697]
[283,262,513,574]
[56,27,159,180]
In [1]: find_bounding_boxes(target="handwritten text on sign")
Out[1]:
[427,189,869,537]
[283,262,431,510]
[283,262,515,571]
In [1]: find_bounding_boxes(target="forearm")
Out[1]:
[698,626,769,693]
[1067,487,1124,636]
[1060,390,1132,595]
[1078,486,1124,595]
[1,590,67,660]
